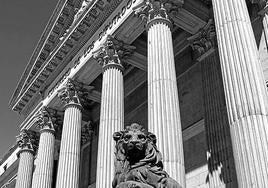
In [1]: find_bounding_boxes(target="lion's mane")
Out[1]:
[112,124,170,188]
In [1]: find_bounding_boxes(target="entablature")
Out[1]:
[13,0,211,129]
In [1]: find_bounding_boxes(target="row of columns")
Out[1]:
[14,0,268,188]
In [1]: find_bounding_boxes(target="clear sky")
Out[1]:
[0,0,58,157]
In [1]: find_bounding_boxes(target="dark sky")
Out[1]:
[0,0,58,156]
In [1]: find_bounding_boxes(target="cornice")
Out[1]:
[10,0,86,109]
[11,0,126,113]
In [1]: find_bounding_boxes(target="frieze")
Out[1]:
[48,68,71,98]
[98,0,137,41]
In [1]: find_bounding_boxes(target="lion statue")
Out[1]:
[112,123,182,188]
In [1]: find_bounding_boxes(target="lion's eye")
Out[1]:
[138,134,146,140]
[124,135,131,141]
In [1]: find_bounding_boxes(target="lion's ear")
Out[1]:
[147,133,157,144]
[113,131,123,142]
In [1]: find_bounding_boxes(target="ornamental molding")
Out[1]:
[134,0,183,25]
[93,35,136,71]
[188,19,216,60]
[16,130,39,155]
[11,0,138,114]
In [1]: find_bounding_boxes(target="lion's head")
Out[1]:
[113,123,170,187]
[113,123,157,164]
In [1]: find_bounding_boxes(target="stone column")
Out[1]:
[15,130,38,188]
[263,10,268,47]
[135,1,185,186]
[56,80,83,188]
[189,20,238,187]
[258,1,268,48]
[31,107,57,188]
[93,36,133,188]
[212,0,268,187]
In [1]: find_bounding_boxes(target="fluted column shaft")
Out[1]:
[201,52,238,187]
[15,151,34,188]
[93,36,125,188]
[147,15,185,188]
[31,131,55,188]
[55,104,82,188]
[263,12,268,48]
[259,2,268,48]
[15,130,38,188]
[32,107,57,188]
[95,65,124,188]
[212,0,268,187]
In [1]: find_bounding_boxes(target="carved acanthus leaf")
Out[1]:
[36,107,57,132]
[134,0,183,23]
[188,19,216,59]
[16,130,39,153]
[58,79,95,107]
[93,35,136,70]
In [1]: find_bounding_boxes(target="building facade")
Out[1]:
[1,0,268,187]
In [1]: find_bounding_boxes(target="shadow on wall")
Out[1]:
[201,51,238,187]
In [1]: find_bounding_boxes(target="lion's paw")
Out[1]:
[116,181,153,188]
[116,182,141,188]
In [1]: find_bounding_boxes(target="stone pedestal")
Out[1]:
[135,2,185,186]
[56,80,83,188]
[212,0,268,187]
[15,130,38,188]
[94,36,125,188]
[31,108,56,188]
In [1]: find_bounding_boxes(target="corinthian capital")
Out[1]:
[58,79,82,107]
[58,79,95,109]
[16,130,39,155]
[188,19,216,60]
[36,107,58,134]
[134,0,183,26]
[93,35,135,72]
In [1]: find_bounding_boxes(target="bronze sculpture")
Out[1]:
[113,123,182,188]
